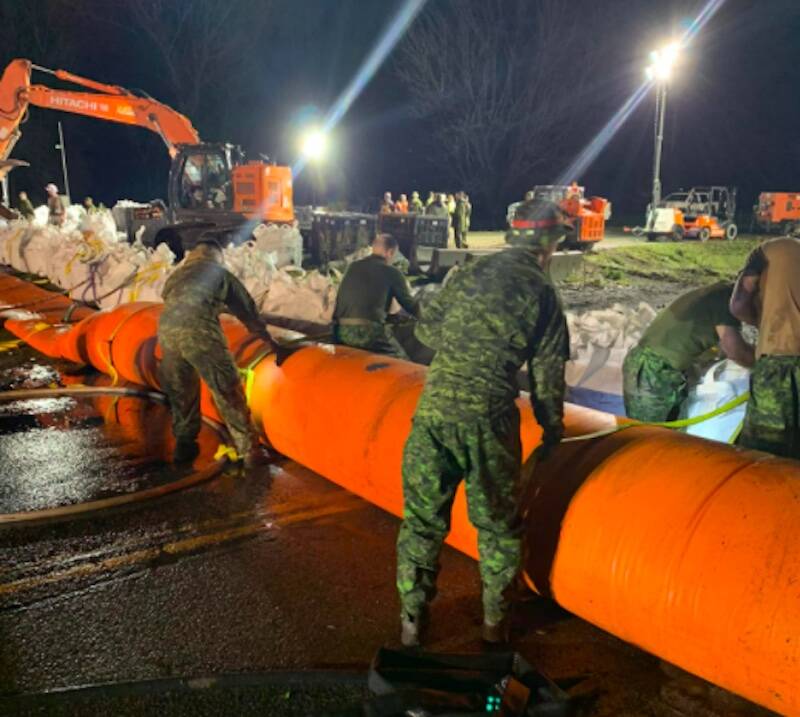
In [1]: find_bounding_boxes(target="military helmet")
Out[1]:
[506,199,573,248]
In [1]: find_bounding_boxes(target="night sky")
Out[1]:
[1,0,798,227]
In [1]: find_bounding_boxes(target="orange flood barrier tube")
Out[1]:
[1,273,799,715]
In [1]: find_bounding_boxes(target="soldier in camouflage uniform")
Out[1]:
[333,234,418,359]
[396,199,571,647]
[622,282,754,422]
[158,237,272,467]
[16,192,35,220]
[453,191,470,249]
[731,237,800,458]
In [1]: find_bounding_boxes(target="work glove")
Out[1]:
[532,431,562,464]
[274,343,297,367]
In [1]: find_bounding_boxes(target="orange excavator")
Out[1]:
[0,58,294,247]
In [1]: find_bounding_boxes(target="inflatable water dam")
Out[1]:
[1,270,798,716]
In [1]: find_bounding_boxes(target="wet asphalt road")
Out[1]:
[0,336,776,716]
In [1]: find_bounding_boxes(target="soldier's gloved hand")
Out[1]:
[249,324,275,345]
[533,432,562,463]
[274,343,295,367]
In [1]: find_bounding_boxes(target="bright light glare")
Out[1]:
[301,129,328,161]
[646,42,681,81]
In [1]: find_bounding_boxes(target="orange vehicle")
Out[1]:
[630,186,738,242]
[507,183,611,249]
[753,192,800,234]
[0,59,294,247]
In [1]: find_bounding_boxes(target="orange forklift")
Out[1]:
[630,186,738,241]
[0,58,294,250]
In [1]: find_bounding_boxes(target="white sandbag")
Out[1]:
[261,268,336,324]
[252,223,303,268]
[79,208,120,240]
[683,360,750,444]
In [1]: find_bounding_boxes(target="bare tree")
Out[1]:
[105,0,275,136]
[397,0,608,216]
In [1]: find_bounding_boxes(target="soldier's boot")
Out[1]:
[481,616,510,645]
[244,444,271,469]
[400,607,429,648]
[173,439,199,465]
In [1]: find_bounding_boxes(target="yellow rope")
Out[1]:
[561,392,750,445]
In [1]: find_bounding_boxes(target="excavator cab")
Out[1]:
[170,144,236,220]
[169,143,293,229]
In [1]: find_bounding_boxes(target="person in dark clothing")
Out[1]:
[333,234,418,358]
[158,236,273,467]
[453,192,470,249]
[425,193,449,219]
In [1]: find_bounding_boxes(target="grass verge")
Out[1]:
[566,240,760,287]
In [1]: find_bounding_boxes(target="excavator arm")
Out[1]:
[0,58,199,161]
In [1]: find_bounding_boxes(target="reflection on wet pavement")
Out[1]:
[0,397,219,514]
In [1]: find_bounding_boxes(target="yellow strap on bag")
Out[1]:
[561,391,750,445]
[214,443,240,462]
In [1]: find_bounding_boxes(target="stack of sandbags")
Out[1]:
[260,268,337,324]
[117,242,176,306]
[565,302,658,401]
[0,218,352,326]
[223,241,279,306]
[252,223,303,268]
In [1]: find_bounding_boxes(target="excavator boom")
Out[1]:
[0,58,199,160]
[0,58,294,228]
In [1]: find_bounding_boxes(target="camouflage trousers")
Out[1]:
[158,325,258,457]
[622,345,688,422]
[739,355,800,459]
[397,409,522,624]
[335,322,408,359]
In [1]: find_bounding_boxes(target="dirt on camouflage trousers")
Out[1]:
[396,408,522,625]
[622,345,688,422]
[335,323,408,359]
[158,323,258,457]
[739,355,800,459]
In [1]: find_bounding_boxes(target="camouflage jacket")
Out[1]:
[160,258,263,336]
[415,247,569,437]
[453,199,470,232]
